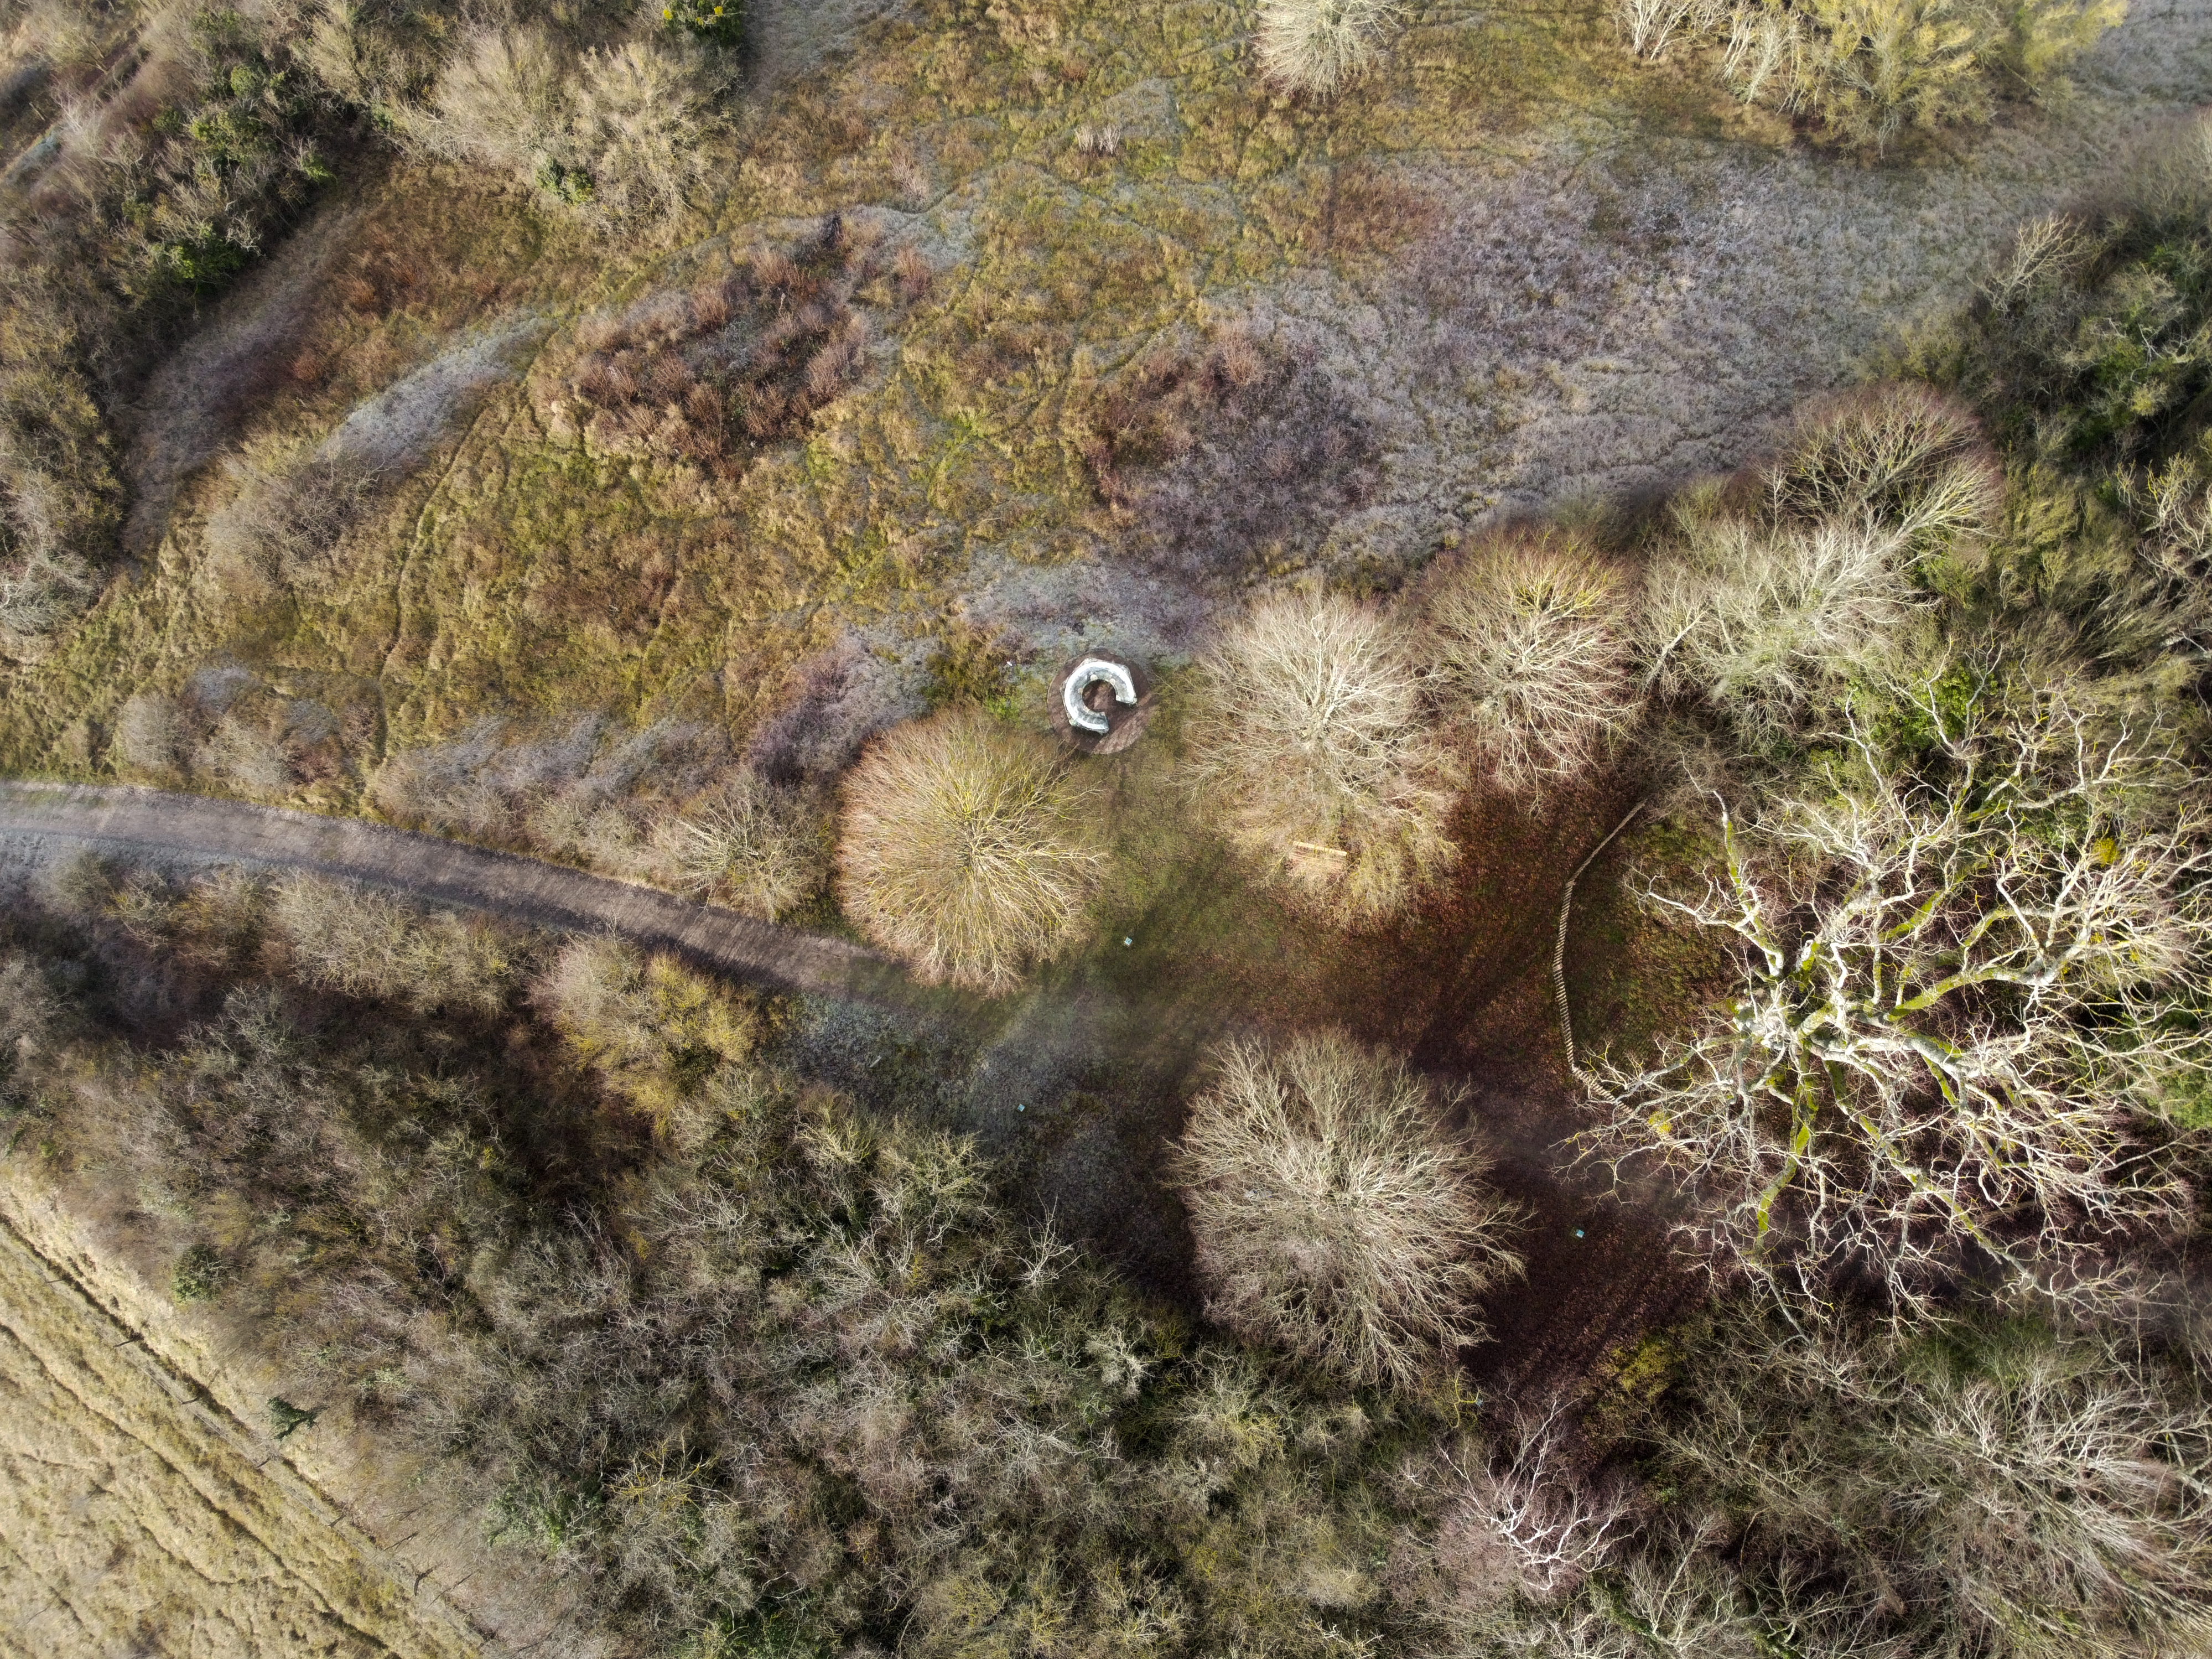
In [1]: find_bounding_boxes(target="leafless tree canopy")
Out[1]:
[1171,1031,1525,1391]
[1637,386,2000,746]
[1434,1394,1637,1605]
[653,769,825,923]
[1586,669,2210,1310]
[397,25,724,240]
[1185,591,1460,926]
[1657,1304,2212,1659]
[837,709,1107,992]
[1420,531,1640,800]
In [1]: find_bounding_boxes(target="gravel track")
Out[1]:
[0,781,944,1012]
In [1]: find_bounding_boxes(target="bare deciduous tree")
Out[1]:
[1585,670,2209,1310]
[1435,1394,1636,1604]
[1185,590,1460,926]
[1170,1031,1525,1391]
[837,709,1107,992]
[1762,383,2001,547]
[1420,532,1640,801]
[1659,1305,2212,1659]
[1638,516,1920,744]
[653,769,824,922]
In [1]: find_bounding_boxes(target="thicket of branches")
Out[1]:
[837,708,1108,991]
[1612,0,2124,152]
[1183,590,1461,926]
[0,877,1502,1659]
[1171,1031,1526,1390]
[1587,667,2210,1310]
[1417,530,1640,799]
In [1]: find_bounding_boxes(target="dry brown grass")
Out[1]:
[1419,531,1640,802]
[0,1211,478,1659]
[1170,1031,1525,1392]
[1183,591,1459,927]
[836,708,1107,992]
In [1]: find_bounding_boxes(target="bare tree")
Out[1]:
[1435,1394,1636,1604]
[1761,383,2001,548]
[1638,516,1920,744]
[653,769,824,922]
[1185,590,1461,926]
[837,709,1107,992]
[1420,532,1640,801]
[1658,1304,2212,1659]
[1585,668,2209,1310]
[1170,1031,1525,1391]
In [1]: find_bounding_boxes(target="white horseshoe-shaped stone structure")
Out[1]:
[1061,656,1139,735]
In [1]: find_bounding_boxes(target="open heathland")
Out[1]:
[6,0,2212,1653]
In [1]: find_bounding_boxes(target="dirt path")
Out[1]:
[0,781,965,1014]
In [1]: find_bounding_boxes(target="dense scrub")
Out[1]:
[0,870,1489,1658]
[9,858,2210,1657]
[1614,0,2125,151]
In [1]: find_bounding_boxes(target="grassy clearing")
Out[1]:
[0,1212,479,1659]
[0,0,1742,795]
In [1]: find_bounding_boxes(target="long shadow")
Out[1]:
[0,777,1707,1393]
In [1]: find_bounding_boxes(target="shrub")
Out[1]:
[1170,1031,1525,1391]
[399,24,572,185]
[0,542,94,646]
[1631,0,2122,151]
[193,713,293,797]
[533,937,757,1126]
[0,274,121,652]
[836,709,1108,992]
[270,874,517,1015]
[563,37,722,234]
[170,1242,230,1303]
[1184,591,1459,926]
[113,691,187,776]
[399,25,724,239]
[1418,532,1639,800]
[1256,0,1400,97]
[203,451,385,582]
[653,771,825,922]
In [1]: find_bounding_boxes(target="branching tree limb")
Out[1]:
[1583,670,2209,1310]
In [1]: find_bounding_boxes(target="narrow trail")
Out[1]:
[0,781,968,1018]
